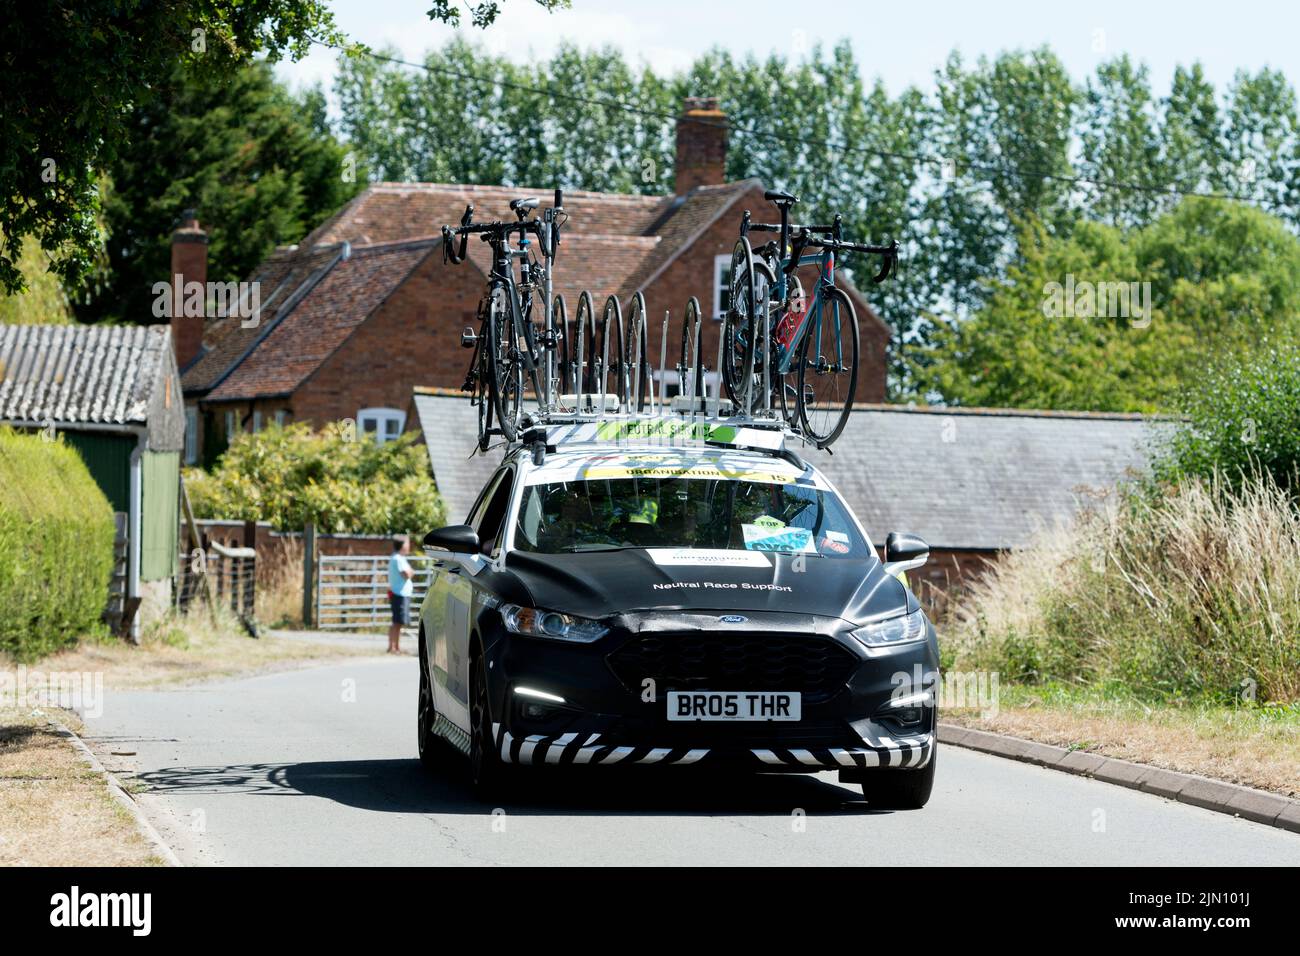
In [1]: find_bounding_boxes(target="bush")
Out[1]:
[947,474,1300,704]
[0,428,116,661]
[1154,343,1300,494]
[185,422,445,534]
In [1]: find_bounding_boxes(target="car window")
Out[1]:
[475,470,515,556]
[513,472,869,559]
[466,470,505,528]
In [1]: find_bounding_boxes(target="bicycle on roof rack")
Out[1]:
[443,190,567,448]
[724,189,898,449]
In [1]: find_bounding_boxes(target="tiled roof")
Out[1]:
[0,323,172,427]
[800,405,1179,549]
[182,243,345,394]
[205,239,437,402]
[203,177,879,401]
[303,183,669,248]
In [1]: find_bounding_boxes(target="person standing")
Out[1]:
[387,535,414,654]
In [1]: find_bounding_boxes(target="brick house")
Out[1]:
[176,98,889,462]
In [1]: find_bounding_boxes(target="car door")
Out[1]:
[443,467,516,734]
[427,470,502,728]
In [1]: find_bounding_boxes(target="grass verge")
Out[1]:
[945,682,1300,798]
[5,607,378,691]
[0,707,161,866]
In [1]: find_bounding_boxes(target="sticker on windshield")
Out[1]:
[742,524,815,553]
[647,548,772,568]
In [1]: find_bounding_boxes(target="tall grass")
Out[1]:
[256,536,304,629]
[947,473,1300,704]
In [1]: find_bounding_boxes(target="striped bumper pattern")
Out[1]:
[751,733,935,770]
[494,724,709,767]
[490,724,934,770]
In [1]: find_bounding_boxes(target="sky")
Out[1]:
[277,0,1300,108]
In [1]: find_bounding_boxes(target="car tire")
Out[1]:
[861,746,936,809]
[417,632,446,772]
[469,653,512,801]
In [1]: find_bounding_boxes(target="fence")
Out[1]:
[175,541,257,630]
[315,554,431,631]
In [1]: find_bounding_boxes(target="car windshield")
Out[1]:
[513,466,871,558]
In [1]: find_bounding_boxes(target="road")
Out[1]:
[83,656,1300,866]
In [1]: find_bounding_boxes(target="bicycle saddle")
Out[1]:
[763,189,798,205]
[510,197,540,213]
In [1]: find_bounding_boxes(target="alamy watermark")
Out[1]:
[1042,274,1152,328]
[152,276,261,328]
[1,667,104,719]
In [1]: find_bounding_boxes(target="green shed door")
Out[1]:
[64,432,133,513]
[141,450,179,582]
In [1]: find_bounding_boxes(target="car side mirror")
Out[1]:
[883,531,929,578]
[423,525,481,554]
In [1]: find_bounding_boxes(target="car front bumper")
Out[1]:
[482,609,940,774]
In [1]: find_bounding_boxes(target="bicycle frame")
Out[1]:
[766,247,844,378]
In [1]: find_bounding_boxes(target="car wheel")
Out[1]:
[861,746,936,809]
[469,654,511,801]
[417,633,445,772]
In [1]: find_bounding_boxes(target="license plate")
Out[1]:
[666,691,801,721]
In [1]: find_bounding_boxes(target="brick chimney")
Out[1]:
[170,209,207,371]
[674,96,729,195]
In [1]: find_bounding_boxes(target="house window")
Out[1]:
[183,406,199,464]
[358,407,405,445]
[252,409,263,433]
[224,410,238,439]
[274,409,288,428]
[712,254,731,321]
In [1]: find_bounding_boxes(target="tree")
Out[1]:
[0,237,74,324]
[185,424,445,535]
[425,0,569,28]
[916,199,1300,411]
[1154,343,1300,495]
[0,0,343,296]
[77,61,359,326]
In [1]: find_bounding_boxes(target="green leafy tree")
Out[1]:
[425,0,569,28]
[77,61,360,325]
[917,198,1300,411]
[1155,343,1300,494]
[1079,56,1164,227]
[0,237,74,324]
[0,0,343,296]
[186,424,446,535]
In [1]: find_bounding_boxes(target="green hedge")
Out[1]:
[0,427,116,660]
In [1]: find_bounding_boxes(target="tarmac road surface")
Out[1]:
[82,656,1300,866]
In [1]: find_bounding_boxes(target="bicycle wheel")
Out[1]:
[574,291,597,397]
[681,295,702,400]
[796,285,858,448]
[624,291,650,412]
[678,296,703,405]
[721,239,758,414]
[550,294,569,398]
[517,294,544,409]
[488,286,523,442]
[601,295,624,410]
[475,357,494,452]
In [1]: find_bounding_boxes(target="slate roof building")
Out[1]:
[410,388,1174,607]
[0,323,184,635]
[173,98,890,464]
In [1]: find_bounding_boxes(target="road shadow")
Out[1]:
[134,757,895,817]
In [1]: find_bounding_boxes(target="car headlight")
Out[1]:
[500,604,609,643]
[850,608,927,649]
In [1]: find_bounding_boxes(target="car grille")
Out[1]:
[607,631,857,704]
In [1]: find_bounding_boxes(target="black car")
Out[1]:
[416,424,939,807]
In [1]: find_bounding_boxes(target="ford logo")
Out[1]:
[718,615,748,624]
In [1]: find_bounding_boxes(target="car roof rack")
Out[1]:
[509,402,808,462]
